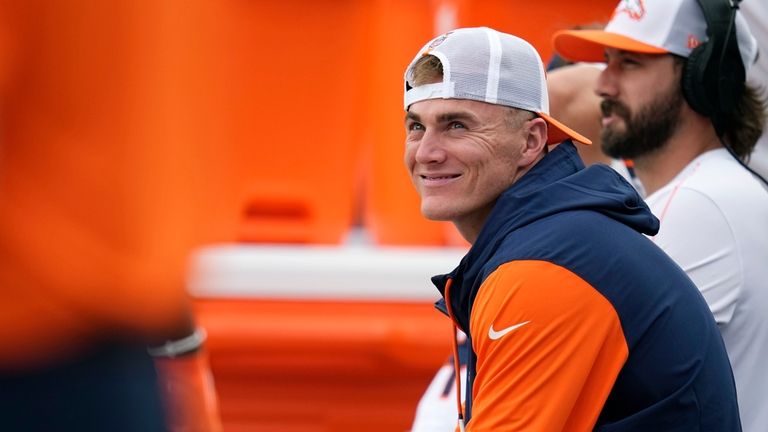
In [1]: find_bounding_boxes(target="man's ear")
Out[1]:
[519,117,548,166]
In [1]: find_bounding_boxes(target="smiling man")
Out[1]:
[404,27,741,430]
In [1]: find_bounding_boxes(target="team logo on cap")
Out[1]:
[688,34,702,49]
[613,0,646,21]
[427,31,453,50]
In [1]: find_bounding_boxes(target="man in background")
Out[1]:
[554,0,768,429]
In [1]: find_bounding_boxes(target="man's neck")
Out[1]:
[632,115,722,196]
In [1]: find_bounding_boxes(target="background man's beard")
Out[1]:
[600,89,684,160]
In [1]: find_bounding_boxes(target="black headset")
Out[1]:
[681,0,768,188]
[681,0,744,135]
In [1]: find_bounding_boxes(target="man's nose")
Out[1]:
[414,129,447,164]
[596,65,618,100]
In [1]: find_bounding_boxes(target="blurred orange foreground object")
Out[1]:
[189,244,467,432]
[0,0,195,368]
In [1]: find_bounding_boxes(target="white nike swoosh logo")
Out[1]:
[488,321,531,340]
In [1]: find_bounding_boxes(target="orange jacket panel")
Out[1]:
[467,260,628,431]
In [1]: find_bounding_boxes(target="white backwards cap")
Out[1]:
[404,27,592,145]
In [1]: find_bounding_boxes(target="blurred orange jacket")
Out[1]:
[0,1,197,370]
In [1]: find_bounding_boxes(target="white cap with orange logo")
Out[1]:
[553,0,757,72]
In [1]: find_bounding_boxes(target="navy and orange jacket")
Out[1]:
[433,141,741,431]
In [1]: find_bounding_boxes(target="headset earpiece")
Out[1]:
[681,0,768,188]
[680,0,745,133]
[682,37,718,116]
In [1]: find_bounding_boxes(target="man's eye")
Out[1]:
[621,58,640,67]
[408,123,424,131]
[449,122,465,129]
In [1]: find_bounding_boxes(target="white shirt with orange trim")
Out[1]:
[645,148,768,432]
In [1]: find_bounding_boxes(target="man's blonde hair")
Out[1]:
[410,55,443,87]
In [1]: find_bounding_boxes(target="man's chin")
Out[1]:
[420,205,455,222]
[421,213,452,222]
[600,130,630,159]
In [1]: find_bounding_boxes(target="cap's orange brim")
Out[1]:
[552,29,668,63]
[539,112,592,145]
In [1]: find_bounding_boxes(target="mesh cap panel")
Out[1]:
[404,27,589,145]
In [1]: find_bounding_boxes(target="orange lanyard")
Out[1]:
[443,278,466,432]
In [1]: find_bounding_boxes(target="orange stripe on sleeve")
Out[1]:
[467,260,627,431]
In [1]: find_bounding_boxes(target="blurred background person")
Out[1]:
[548,63,606,165]
[546,22,611,167]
